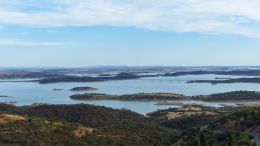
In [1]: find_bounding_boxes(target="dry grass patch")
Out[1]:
[0,114,26,124]
[73,126,95,138]
[242,103,260,107]
[167,107,217,119]
[166,111,207,119]
[179,106,202,111]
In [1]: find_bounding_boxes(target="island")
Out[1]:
[188,77,260,84]
[97,73,113,77]
[163,70,260,77]
[52,88,64,91]
[70,93,189,100]
[3,68,260,84]
[36,73,160,84]
[0,95,9,98]
[70,91,260,102]
[28,70,260,84]
[194,91,260,101]
[70,87,98,91]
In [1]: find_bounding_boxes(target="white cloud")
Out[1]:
[0,0,260,37]
[0,39,63,46]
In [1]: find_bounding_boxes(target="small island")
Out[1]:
[70,87,98,92]
[52,88,64,91]
[71,93,114,100]
[0,95,9,98]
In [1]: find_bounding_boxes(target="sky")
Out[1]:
[1,0,260,67]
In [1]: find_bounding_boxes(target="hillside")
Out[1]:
[0,104,178,146]
[150,105,260,146]
[0,103,259,145]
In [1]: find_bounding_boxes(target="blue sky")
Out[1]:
[0,0,260,67]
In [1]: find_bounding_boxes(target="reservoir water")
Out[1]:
[0,74,260,115]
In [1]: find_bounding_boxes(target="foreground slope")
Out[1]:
[0,103,259,145]
[0,104,178,146]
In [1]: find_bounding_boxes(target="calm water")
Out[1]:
[0,74,260,115]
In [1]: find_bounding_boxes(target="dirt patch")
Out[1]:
[0,114,26,124]
[179,107,202,111]
[167,111,217,119]
[243,103,260,107]
[73,126,95,138]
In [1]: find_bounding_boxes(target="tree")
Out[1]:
[228,134,235,146]
[194,137,201,146]
[200,133,209,146]
[153,140,162,146]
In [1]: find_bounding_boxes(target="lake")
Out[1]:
[0,74,260,115]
